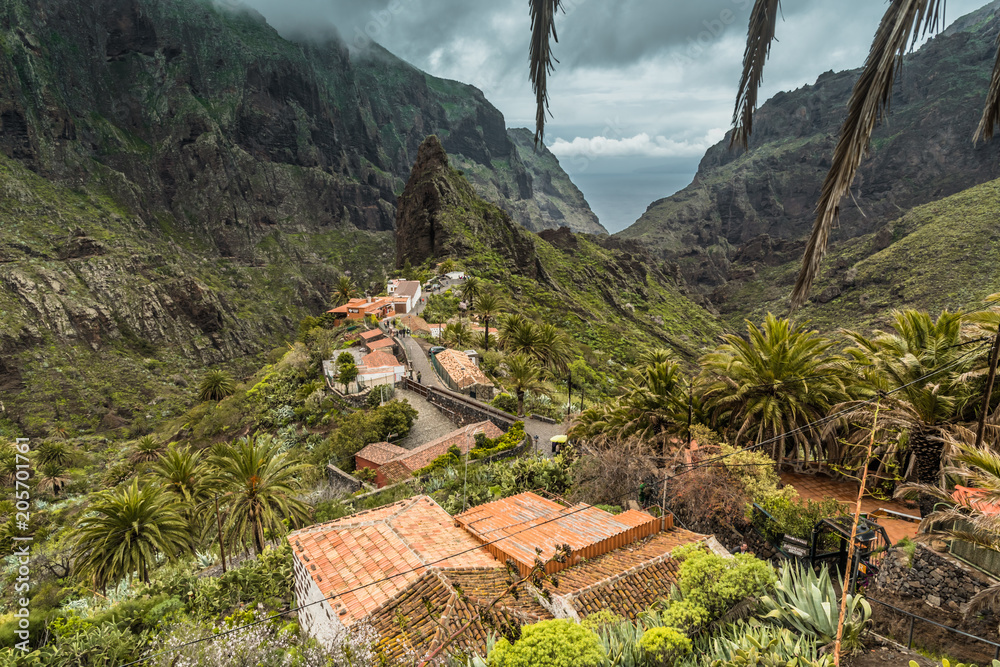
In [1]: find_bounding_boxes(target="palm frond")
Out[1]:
[975,31,1000,142]
[791,0,945,308]
[731,0,782,149]
[530,0,563,147]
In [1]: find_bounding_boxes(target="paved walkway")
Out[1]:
[780,472,920,544]
[399,335,443,389]
[395,387,460,450]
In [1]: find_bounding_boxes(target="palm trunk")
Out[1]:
[517,390,525,417]
[911,425,944,517]
[485,317,490,352]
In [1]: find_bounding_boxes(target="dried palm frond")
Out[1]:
[732,0,782,149]
[529,0,563,147]
[791,0,945,308]
[976,31,1000,142]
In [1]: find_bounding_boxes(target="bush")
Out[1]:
[366,384,395,408]
[491,393,518,414]
[470,422,526,460]
[580,610,625,632]
[673,545,776,621]
[489,619,605,667]
[658,599,710,635]
[758,494,847,543]
[414,445,463,476]
[640,626,692,665]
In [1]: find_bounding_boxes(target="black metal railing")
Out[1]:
[868,596,1000,661]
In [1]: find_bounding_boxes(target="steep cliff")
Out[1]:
[0,0,597,434]
[395,136,719,358]
[617,1,1000,307]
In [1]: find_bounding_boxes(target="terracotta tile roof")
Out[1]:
[360,351,400,369]
[367,569,551,664]
[550,530,704,594]
[455,493,664,572]
[571,559,682,621]
[360,329,385,341]
[398,421,503,474]
[367,338,396,351]
[355,441,409,466]
[398,315,431,334]
[954,486,1000,515]
[379,460,414,486]
[435,349,493,390]
[287,496,499,626]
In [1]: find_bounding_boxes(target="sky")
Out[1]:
[230,0,991,232]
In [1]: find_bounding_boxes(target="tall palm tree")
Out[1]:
[504,353,549,417]
[199,370,237,402]
[528,0,1000,306]
[37,462,69,498]
[475,290,504,353]
[151,444,212,545]
[499,313,540,355]
[331,275,359,307]
[211,435,311,555]
[535,323,573,373]
[72,479,190,588]
[700,314,850,466]
[459,276,483,312]
[832,309,977,516]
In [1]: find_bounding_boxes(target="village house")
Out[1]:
[365,337,397,355]
[356,351,405,388]
[386,279,422,313]
[288,493,707,662]
[354,420,504,487]
[328,296,395,321]
[432,348,495,400]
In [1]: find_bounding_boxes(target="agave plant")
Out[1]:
[704,621,835,667]
[758,563,871,651]
[195,550,216,569]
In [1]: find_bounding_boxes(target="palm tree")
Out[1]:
[499,313,540,355]
[443,321,475,349]
[37,440,73,468]
[129,435,163,465]
[199,370,237,402]
[37,462,69,498]
[503,353,549,417]
[72,479,190,588]
[475,291,504,353]
[459,276,483,312]
[211,435,311,555]
[151,444,212,545]
[331,275,359,307]
[832,309,977,515]
[700,314,850,466]
[535,323,573,373]
[527,1,1000,306]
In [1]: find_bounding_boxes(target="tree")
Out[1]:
[700,314,849,466]
[832,309,976,515]
[199,370,237,402]
[504,353,548,416]
[129,435,163,465]
[72,479,190,588]
[331,275,359,307]
[338,359,358,393]
[475,290,504,353]
[151,444,212,544]
[527,0,1000,306]
[37,440,73,468]
[211,435,311,555]
[37,462,69,498]
[438,258,456,276]
[459,275,483,311]
[443,321,475,349]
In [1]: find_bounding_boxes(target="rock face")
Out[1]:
[395,136,538,276]
[617,0,1000,304]
[0,0,599,431]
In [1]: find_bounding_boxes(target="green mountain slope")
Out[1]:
[617,0,1000,312]
[395,136,719,358]
[715,177,1000,331]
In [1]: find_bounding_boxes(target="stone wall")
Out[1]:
[424,386,516,431]
[873,542,997,613]
[325,464,365,496]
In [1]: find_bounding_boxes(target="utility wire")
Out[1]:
[122,320,996,664]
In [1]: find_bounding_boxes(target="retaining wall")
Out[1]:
[873,542,997,613]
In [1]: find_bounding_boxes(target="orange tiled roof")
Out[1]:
[356,441,409,466]
[360,351,400,369]
[379,460,414,486]
[368,568,551,664]
[360,329,385,341]
[954,486,1000,515]
[435,349,493,390]
[287,496,499,626]
[369,422,504,486]
[367,338,396,350]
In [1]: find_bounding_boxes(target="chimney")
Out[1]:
[367,297,372,304]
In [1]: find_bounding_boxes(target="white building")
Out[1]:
[386,279,422,313]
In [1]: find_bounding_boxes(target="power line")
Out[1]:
[122,321,996,664]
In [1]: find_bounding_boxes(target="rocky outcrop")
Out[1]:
[617,1,1000,302]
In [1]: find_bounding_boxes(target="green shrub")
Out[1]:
[640,626,692,665]
[366,384,395,407]
[658,599,710,634]
[672,545,776,621]
[470,422,526,460]
[897,537,917,567]
[758,494,847,543]
[580,610,625,632]
[489,619,605,667]
[491,393,518,414]
[595,504,623,515]
[414,445,463,476]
